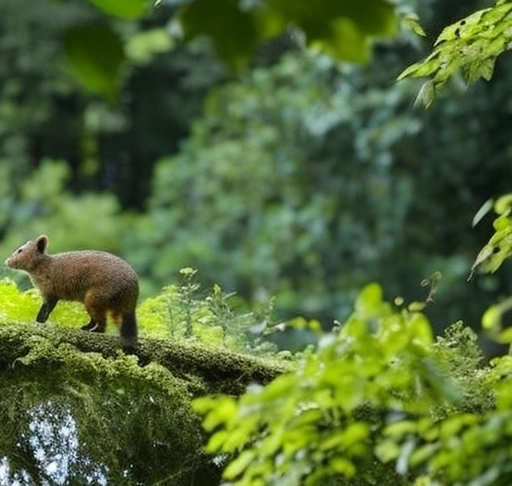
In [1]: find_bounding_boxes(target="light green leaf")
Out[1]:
[470,244,495,274]
[481,297,512,334]
[223,450,255,480]
[125,28,174,65]
[495,194,512,215]
[401,12,426,37]
[414,80,435,108]
[409,313,433,345]
[400,2,512,104]
[328,456,356,477]
[355,282,384,316]
[193,395,238,432]
[408,301,426,312]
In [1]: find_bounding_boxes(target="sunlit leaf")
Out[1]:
[125,28,174,65]
[400,2,512,105]
[408,301,426,312]
[470,244,495,274]
[481,298,512,331]
[401,12,426,37]
[354,282,384,317]
[495,194,512,215]
[224,450,256,479]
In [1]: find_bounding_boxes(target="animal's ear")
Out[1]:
[35,235,49,254]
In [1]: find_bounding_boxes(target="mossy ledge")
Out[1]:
[0,322,288,395]
[0,322,289,485]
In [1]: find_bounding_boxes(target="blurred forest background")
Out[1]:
[0,0,510,339]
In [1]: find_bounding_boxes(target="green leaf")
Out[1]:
[354,282,384,317]
[472,198,494,227]
[177,0,397,67]
[470,244,495,274]
[414,80,435,108]
[482,297,512,332]
[409,313,433,345]
[328,456,356,477]
[64,24,125,100]
[495,194,512,215]
[178,0,258,70]
[223,450,255,479]
[88,0,151,20]
[408,301,426,312]
[401,12,426,37]
[125,28,174,65]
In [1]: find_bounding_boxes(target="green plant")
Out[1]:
[194,284,481,486]
[190,193,512,486]
[135,268,279,354]
[467,194,512,345]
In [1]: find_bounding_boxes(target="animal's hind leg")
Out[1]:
[111,311,122,330]
[83,293,108,333]
[83,309,107,333]
[81,318,97,331]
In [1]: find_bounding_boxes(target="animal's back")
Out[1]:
[38,250,139,307]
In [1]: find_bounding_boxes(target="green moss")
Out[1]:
[0,322,285,485]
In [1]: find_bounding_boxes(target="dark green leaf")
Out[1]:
[178,0,397,67]
[88,0,151,20]
[64,24,125,100]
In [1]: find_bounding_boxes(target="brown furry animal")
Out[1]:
[5,234,139,348]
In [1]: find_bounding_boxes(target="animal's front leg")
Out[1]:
[36,297,58,323]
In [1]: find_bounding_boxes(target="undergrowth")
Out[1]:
[0,268,279,356]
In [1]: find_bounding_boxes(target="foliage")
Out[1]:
[471,194,512,278]
[469,194,512,345]
[138,268,279,355]
[0,266,279,356]
[194,283,499,486]
[176,0,397,68]
[0,279,286,484]
[5,1,512,485]
[3,0,512,328]
[0,328,204,485]
[0,159,129,283]
[399,0,512,106]
[0,324,284,485]
[129,39,512,327]
[0,0,226,210]
[88,0,398,72]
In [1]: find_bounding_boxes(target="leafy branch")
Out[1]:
[399,0,512,106]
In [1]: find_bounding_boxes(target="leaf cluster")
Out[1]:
[399,0,512,106]
[469,194,512,345]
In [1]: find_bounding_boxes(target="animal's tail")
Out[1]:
[121,312,138,350]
